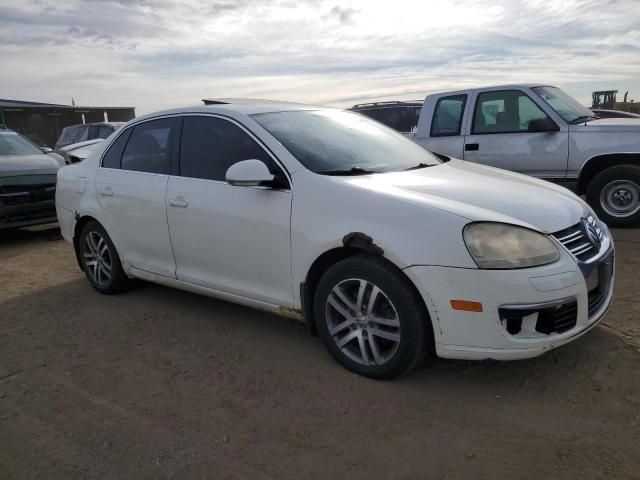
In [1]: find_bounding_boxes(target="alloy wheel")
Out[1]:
[325,278,401,366]
[82,230,113,287]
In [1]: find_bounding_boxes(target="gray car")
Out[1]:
[0,129,62,230]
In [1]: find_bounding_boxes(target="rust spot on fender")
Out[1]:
[342,232,383,255]
[277,306,304,322]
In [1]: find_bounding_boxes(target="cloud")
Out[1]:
[0,0,638,113]
[329,5,358,24]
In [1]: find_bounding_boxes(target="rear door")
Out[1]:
[423,94,468,159]
[95,117,177,277]
[166,115,293,306]
[462,89,568,177]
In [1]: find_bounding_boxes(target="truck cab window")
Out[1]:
[473,90,549,134]
[431,95,467,136]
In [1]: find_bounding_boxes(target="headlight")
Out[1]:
[463,223,560,269]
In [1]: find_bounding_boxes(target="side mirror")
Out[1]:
[226,159,275,187]
[528,117,560,133]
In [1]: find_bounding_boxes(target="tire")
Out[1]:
[586,165,640,228]
[78,221,134,294]
[313,254,432,379]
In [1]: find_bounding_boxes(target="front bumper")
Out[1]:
[0,176,57,230]
[404,242,614,361]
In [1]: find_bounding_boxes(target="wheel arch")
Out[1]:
[72,215,103,271]
[577,153,640,194]
[301,236,434,352]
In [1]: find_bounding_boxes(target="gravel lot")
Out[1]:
[1,226,639,479]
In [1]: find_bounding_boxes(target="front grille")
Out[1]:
[1,206,57,224]
[552,221,600,262]
[0,183,56,206]
[587,253,614,318]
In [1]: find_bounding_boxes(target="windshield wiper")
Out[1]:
[569,115,596,124]
[404,162,433,171]
[317,167,377,176]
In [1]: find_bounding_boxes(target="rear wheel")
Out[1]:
[79,221,133,294]
[314,255,431,379]
[586,165,640,227]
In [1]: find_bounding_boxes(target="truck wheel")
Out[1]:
[586,165,640,228]
[313,254,432,379]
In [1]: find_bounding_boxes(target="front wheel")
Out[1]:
[586,165,640,228]
[314,255,432,379]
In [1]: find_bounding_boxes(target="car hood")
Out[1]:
[0,154,61,176]
[571,117,640,132]
[342,160,587,233]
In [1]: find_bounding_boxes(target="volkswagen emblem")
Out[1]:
[581,217,602,250]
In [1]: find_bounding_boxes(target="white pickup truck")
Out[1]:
[364,84,640,227]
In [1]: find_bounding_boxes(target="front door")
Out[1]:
[166,115,293,307]
[462,89,568,178]
[95,117,177,278]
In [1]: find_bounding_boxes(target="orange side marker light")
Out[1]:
[450,300,483,312]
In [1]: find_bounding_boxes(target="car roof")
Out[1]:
[62,122,124,130]
[133,100,329,124]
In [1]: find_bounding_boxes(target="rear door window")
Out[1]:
[120,118,173,174]
[101,128,132,169]
[431,95,467,137]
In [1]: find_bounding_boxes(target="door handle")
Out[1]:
[101,187,114,197]
[169,197,189,208]
[465,143,479,151]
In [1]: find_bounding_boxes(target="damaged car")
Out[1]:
[56,101,614,378]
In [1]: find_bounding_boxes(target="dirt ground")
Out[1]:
[0,226,639,480]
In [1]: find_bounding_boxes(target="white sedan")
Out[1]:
[55,101,614,379]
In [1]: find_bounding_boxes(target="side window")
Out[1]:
[121,118,173,174]
[472,90,549,134]
[101,128,132,169]
[97,126,114,139]
[179,116,280,182]
[431,95,467,137]
[77,126,90,142]
[518,95,548,130]
[376,108,402,131]
[394,107,420,133]
[57,127,77,145]
[354,110,379,121]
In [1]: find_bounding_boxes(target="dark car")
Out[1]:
[54,122,123,152]
[351,101,423,134]
[592,109,640,119]
[0,129,62,230]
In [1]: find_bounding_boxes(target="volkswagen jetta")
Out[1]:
[55,101,614,378]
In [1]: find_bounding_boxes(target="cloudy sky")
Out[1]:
[1,0,639,114]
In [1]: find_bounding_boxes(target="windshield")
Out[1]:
[0,132,44,156]
[532,86,595,123]
[251,110,441,174]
